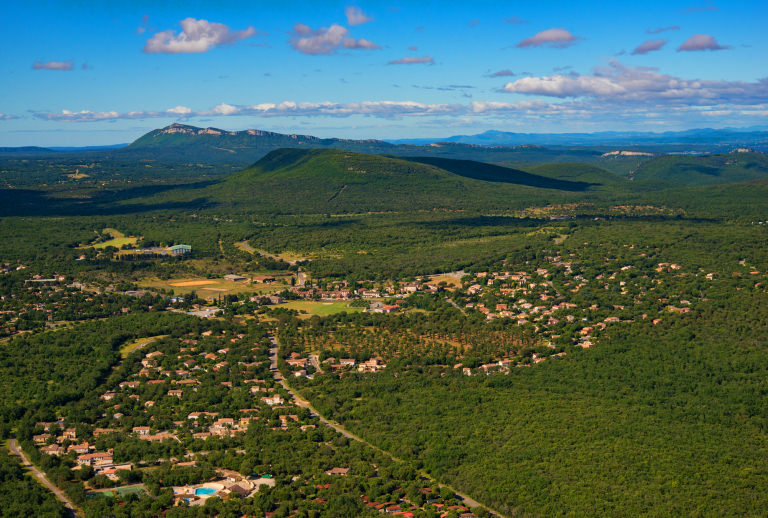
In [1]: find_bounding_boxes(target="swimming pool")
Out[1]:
[195,487,217,496]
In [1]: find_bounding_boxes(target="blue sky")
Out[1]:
[1,0,767,146]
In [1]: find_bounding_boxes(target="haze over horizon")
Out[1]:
[2,0,767,146]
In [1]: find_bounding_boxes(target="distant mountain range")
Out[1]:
[4,124,766,163]
[388,127,768,151]
[113,123,609,165]
[2,124,767,192]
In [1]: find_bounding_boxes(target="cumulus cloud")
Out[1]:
[504,16,528,24]
[143,18,257,54]
[517,28,580,48]
[345,7,373,26]
[631,39,667,55]
[0,113,19,120]
[388,56,434,65]
[33,99,601,123]
[290,23,379,54]
[488,69,516,77]
[29,97,768,128]
[33,101,463,122]
[33,60,73,71]
[646,25,680,34]
[502,60,768,105]
[677,33,730,51]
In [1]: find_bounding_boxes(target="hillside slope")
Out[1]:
[633,151,768,186]
[133,149,605,214]
[397,156,596,190]
[520,163,626,186]
[121,124,605,166]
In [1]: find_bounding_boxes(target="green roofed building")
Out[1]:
[169,244,191,255]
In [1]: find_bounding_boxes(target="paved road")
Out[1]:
[308,354,324,374]
[267,334,505,517]
[445,297,467,315]
[9,439,79,517]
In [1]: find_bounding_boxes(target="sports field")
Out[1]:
[140,276,287,298]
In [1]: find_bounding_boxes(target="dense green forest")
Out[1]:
[0,452,68,517]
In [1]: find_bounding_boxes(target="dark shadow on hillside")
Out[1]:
[417,216,542,229]
[0,187,217,217]
[680,165,722,177]
[295,218,362,230]
[418,214,720,228]
[396,156,596,191]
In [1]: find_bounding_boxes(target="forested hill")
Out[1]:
[140,148,603,214]
[119,123,604,165]
[632,151,768,186]
[123,123,398,163]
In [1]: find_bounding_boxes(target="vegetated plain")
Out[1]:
[0,125,767,517]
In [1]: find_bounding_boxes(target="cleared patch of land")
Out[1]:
[277,300,363,318]
[140,276,287,299]
[120,335,167,358]
[170,280,219,287]
[235,241,309,264]
[429,273,464,288]
[89,484,148,499]
[90,228,139,249]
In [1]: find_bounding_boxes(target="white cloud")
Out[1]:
[33,101,461,122]
[631,39,667,55]
[30,91,768,129]
[388,56,434,65]
[212,103,238,115]
[345,7,372,26]
[167,106,192,115]
[0,113,19,120]
[517,28,580,48]
[502,61,768,105]
[32,60,73,70]
[290,23,380,54]
[677,34,730,51]
[504,16,528,24]
[143,18,257,54]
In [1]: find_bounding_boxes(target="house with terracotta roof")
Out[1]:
[325,467,350,476]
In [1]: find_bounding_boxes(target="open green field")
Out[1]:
[119,335,167,358]
[88,484,147,499]
[91,228,139,249]
[276,300,363,317]
[235,240,311,263]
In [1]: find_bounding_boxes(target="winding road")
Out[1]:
[267,334,505,517]
[8,438,79,517]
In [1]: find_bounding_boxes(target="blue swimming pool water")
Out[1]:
[195,487,217,496]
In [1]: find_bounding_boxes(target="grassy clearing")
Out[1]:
[90,228,139,249]
[89,484,148,499]
[428,273,463,288]
[235,240,310,264]
[120,335,167,358]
